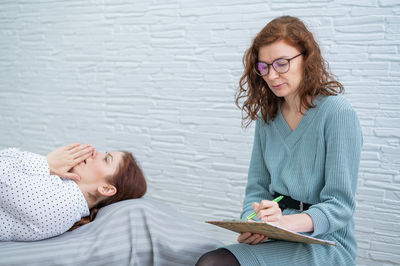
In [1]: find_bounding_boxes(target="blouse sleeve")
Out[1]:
[240,119,274,220]
[304,108,363,237]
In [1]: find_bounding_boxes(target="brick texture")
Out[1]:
[0,1,399,265]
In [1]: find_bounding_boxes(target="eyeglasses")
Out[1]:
[255,53,303,76]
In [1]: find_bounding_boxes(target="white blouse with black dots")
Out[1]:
[0,148,90,241]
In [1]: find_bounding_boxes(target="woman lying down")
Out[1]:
[0,143,147,241]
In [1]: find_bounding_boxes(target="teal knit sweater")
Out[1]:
[225,95,363,266]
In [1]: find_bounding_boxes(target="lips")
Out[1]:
[272,83,285,88]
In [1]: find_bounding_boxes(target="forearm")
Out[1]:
[281,213,314,233]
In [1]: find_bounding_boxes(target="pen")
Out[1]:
[245,195,284,221]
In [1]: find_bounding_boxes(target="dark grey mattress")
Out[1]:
[0,197,222,265]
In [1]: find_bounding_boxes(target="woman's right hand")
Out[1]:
[46,143,94,181]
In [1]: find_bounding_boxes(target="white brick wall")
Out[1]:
[0,1,399,265]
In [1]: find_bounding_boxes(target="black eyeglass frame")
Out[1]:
[254,53,303,76]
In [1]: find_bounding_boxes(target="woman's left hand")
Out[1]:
[46,143,94,181]
[252,200,285,227]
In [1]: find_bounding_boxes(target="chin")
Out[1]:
[272,88,297,99]
[271,90,288,98]
[69,168,80,177]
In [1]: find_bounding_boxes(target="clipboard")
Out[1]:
[206,220,336,246]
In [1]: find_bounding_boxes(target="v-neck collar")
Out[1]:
[274,96,324,148]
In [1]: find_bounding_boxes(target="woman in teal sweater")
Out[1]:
[196,16,362,266]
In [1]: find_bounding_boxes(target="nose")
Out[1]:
[266,66,280,79]
[91,149,103,159]
[92,150,108,161]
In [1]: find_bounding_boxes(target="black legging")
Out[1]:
[196,248,240,266]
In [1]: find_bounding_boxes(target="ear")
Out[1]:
[97,183,117,197]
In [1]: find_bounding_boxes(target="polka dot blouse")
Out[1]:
[0,148,89,241]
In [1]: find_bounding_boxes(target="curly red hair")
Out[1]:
[235,16,343,127]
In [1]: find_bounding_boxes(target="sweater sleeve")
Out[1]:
[304,108,363,237]
[240,119,274,220]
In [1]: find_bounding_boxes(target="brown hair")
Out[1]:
[235,16,343,127]
[69,151,147,230]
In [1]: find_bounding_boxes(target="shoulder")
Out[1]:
[35,181,88,236]
[0,148,45,162]
[315,95,362,141]
[314,94,360,125]
[315,94,355,113]
[253,117,274,140]
[0,148,21,157]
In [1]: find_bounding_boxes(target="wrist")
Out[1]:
[281,213,314,233]
[280,215,292,231]
[45,156,54,175]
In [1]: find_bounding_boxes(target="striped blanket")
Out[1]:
[0,198,221,265]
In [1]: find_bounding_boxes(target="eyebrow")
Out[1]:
[258,56,289,64]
